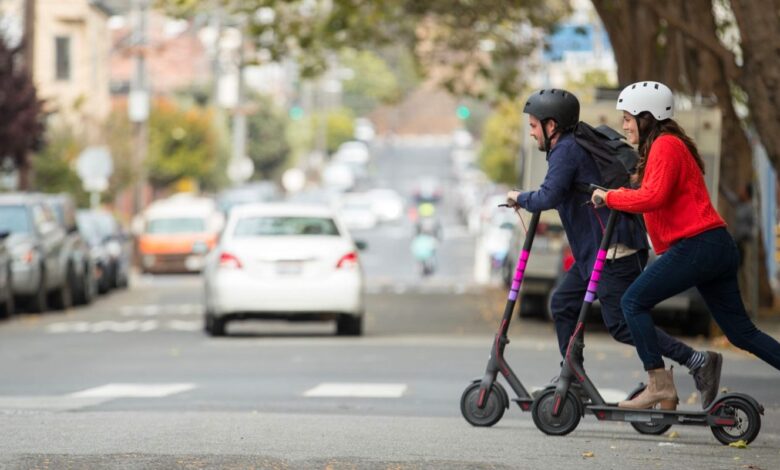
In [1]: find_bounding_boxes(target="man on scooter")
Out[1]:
[505,88,721,405]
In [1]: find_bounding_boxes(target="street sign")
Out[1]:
[227,157,254,184]
[76,146,113,193]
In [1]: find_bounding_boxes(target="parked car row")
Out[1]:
[0,192,130,319]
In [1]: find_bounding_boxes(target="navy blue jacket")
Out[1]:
[517,133,649,280]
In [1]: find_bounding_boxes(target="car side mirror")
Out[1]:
[355,240,368,251]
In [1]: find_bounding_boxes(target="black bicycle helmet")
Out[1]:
[523,88,580,131]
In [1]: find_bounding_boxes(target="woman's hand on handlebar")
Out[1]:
[591,189,608,208]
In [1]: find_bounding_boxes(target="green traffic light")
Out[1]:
[289,106,304,120]
[456,105,471,120]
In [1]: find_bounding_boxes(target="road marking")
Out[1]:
[47,320,160,334]
[70,383,196,398]
[120,304,203,316]
[303,383,407,398]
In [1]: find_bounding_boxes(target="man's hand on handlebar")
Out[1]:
[504,190,521,208]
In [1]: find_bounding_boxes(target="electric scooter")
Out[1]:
[460,207,541,426]
[531,185,764,445]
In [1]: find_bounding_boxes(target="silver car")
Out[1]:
[0,194,70,312]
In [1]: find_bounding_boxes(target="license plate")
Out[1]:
[275,260,303,275]
[185,255,204,271]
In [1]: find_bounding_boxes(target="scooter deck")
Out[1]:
[588,404,722,426]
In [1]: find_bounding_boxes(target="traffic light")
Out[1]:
[456,105,471,120]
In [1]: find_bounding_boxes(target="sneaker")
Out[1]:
[691,351,722,408]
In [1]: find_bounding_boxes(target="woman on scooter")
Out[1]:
[592,81,780,410]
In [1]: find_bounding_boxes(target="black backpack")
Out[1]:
[572,121,647,237]
[573,121,637,190]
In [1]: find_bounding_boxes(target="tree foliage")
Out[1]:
[479,100,522,185]
[155,0,569,101]
[0,35,44,189]
[31,126,89,206]
[146,100,220,190]
[340,48,400,116]
[590,0,779,305]
[246,95,290,179]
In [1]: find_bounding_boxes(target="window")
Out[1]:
[233,217,340,237]
[0,205,31,234]
[55,36,71,80]
[146,217,206,234]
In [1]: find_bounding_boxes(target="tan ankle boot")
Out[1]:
[619,367,679,410]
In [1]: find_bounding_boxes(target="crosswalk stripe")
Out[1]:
[303,383,407,398]
[69,383,196,398]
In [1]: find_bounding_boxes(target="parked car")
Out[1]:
[76,210,113,294]
[203,203,366,337]
[43,194,96,305]
[77,209,132,292]
[0,193,70,312]
[338,193,379,231]
[0,231,14,318]
[135,194,224,274]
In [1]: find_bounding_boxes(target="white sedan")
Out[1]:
[203,203,365,336]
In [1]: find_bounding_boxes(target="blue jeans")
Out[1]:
[622,227,780,371]
[551,250,694,365]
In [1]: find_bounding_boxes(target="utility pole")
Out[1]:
[129,0,149,215]
[19,0,36,190]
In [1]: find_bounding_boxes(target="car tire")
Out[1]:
[336,314,363,336]
[50,264,75,311]
[0,269,14,319]
[28,267,48,314]
[205,312,226,337]
[79,262,97,305]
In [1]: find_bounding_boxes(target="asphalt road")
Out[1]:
[1,139,779,469]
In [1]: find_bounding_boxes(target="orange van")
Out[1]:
[137,195,223,274]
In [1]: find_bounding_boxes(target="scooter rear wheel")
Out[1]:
[710,396,761,445]
[626,385,673,435]
[531,388,581,436]
[460,382,507,427]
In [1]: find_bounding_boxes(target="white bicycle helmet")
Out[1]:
[616,81,674,120]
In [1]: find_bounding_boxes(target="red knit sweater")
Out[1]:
[605,134,725,254]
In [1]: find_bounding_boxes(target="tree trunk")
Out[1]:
[590,0,774,309]
[730,0,780,171]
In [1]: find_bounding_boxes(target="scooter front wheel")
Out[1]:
[531,388,581,436]
[710,396,761,445]
[460,382,507,427]
[626,385,673,435]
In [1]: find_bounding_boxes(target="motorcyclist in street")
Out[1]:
[506,88,721,407]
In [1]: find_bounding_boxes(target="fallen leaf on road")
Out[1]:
[582,451,595,458]
[729,440,748,449]
[685,392,698,405]
[667,431,680,439]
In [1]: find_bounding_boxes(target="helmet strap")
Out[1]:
[541,119,558,156]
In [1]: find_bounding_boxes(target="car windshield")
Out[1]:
[0,205,31,234]
[233,216,339,237]
[146,217,206,234]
